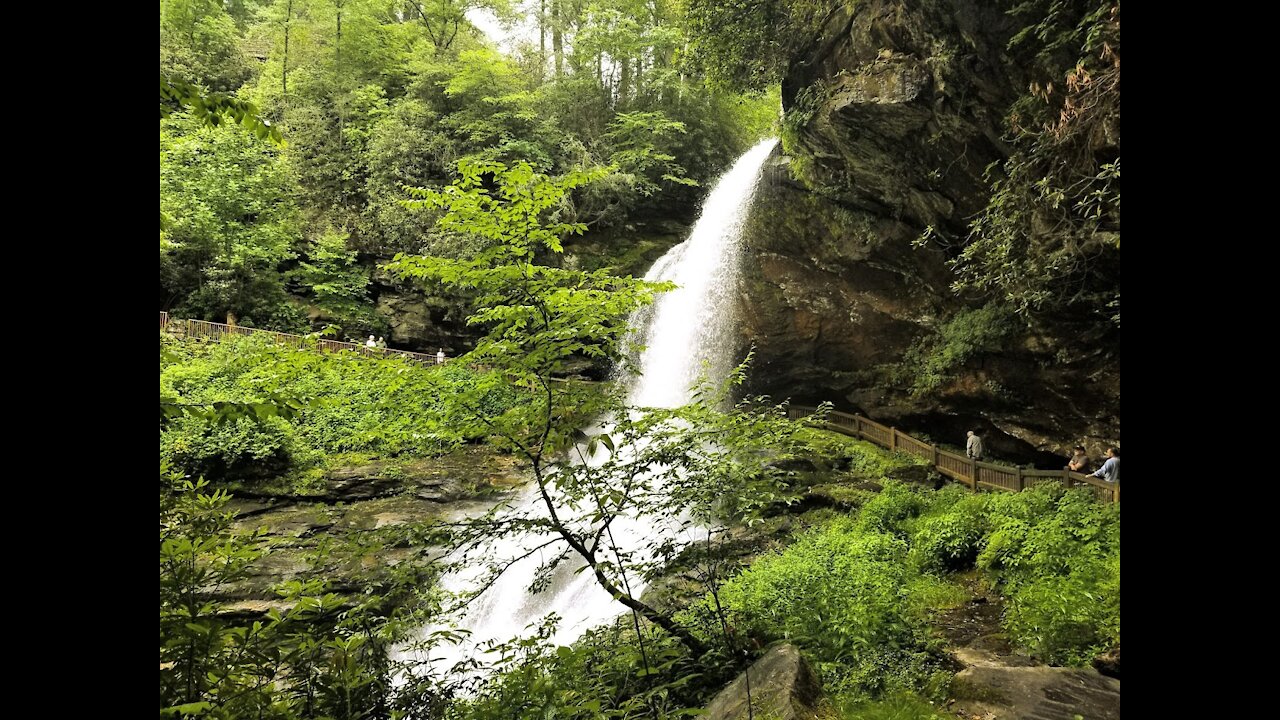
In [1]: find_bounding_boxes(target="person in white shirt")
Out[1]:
[1089,448,1120,483]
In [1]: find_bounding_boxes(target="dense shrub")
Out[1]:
[977,486,1120,664]
[703,515,952,702]
[1003,553,1120,665]
[448,618,720,720]
[856,481,929,535]
[160,335,524,479]
[702,479,1120,708]
[161,413,298,480]
[909,503,988,572]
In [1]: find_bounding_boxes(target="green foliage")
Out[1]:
[852,481,1120,665]
[1002,552,1119,666]
[160,462,449,719]
[286,227,375,328]
[837,692,964,720]
[700,515,951,703]
[908,493,989,572]
[161,0,781,331]
[856,481,928,536]
[449,618,715,720]
[161,115,303,328]
[976,486,1120,664]
[796,427,930,479]
[947,1,1120,327]
[160,333,520,479]
[161,76,284,144]
[603,110,698,211]
[894,303,1021,396]
[684,0,837,92]
[386,158,664,398]
[699,480,1119,709]
[895,483,1121,665]
[161,0,255,92]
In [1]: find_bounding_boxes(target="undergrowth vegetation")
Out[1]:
[442,478,1119,719]
[693,481,1119,710]
[160,334,524,480]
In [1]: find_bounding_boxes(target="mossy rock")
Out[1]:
[806,483,881,510]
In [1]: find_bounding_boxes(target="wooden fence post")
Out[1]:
[1016,466,1024,492]
[1063,469,1073,489]
[890,428,898,451]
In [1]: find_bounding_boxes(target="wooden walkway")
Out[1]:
[788,406,1119,503]
[160,312,449,365]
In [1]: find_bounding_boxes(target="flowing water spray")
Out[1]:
[394,137,779,681]
[625,138,778,407]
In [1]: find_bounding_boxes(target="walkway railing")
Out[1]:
[160,312,449,365]
[788,405,1119,503]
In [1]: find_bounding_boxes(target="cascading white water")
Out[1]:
[395,137,779,680]
[625,137,778,407]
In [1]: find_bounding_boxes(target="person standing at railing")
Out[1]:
[365,335,377,349]
[436,349,445,365]
[1089,448,1120,483]
[376,336,387,349]
[1065,445,1090,473]
[966,430,985,461]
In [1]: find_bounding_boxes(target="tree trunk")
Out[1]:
[552,0,564,76]
[335,1,344,147]
[282,0,293,103]
[539,0,547,78]
[619,57,631,106]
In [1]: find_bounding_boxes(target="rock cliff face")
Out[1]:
[738,0,1119,461]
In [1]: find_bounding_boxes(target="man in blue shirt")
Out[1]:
[1090,447,1120,483]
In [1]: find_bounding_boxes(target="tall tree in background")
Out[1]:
[161,0,255,91]
[160,117,302,327]
[161,0,778,331]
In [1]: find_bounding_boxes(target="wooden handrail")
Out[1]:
[161,312,450,365]
[159,312,586,386]
[788,405,1119,504]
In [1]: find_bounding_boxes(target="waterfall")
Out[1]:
[625,137,778,407]
[395,137,779,681]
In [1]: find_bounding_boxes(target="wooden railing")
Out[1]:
[160,312,449,365]
[788,405,1119,504]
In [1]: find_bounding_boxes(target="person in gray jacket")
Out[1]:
[966,430,985,461]
[1090,447,1120,483]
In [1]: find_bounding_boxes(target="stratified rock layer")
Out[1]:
[739,1,1119,460]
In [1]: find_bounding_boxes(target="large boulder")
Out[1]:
[703,644,831,720]
[950,634,1120,720]
[951,664,1121,720]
